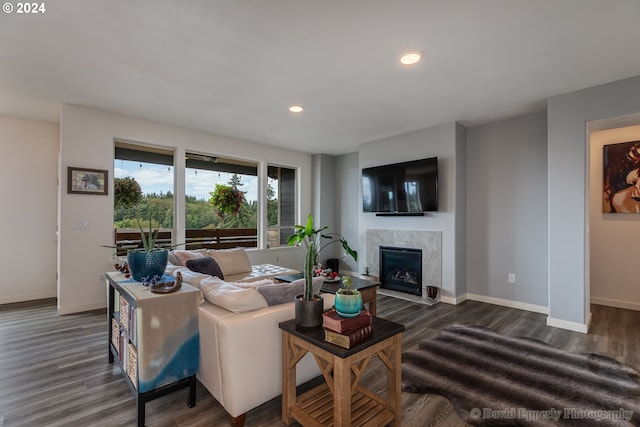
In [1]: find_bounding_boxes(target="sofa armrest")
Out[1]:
[197,294,334,418]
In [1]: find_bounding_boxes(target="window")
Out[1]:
[267,165,297,247]
[185,152,258,249]
[113,143,298,250]
[113,142,175,252]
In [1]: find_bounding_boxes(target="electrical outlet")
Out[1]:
[508,273,516,284]
[72,220,89,230]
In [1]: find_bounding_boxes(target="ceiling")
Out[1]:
[1,1,640,155]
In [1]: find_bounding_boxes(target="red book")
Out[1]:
[324,325,374,349]
[322,309,372,334]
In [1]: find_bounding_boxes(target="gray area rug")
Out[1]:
[402,324,640,426]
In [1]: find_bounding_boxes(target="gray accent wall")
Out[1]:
[312,153,336,234]
[330,74,640,332]
[466,112,548,308]
[455,123,468,297]
[356,122,465,302]
[335,152,360,273]
[312,153,353,267]
[548,75,640,328]
[312,152,361,273]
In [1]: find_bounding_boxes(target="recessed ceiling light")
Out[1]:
[289,105,304,113]
[400,52,421,65]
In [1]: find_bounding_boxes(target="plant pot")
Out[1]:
[334,290,362,318]
[127,249,168,282]
[294,294,324,329]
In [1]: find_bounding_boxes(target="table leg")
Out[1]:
[369,287,378,316]
[136,394,145,427]
[334,356,352,427]
[188,375,196,408]
[388,334,402,427]
[281,332,296,426]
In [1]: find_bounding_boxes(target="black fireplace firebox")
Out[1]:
[379,246,422,296]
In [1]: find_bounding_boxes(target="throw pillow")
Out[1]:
[233,279,276,289]
[199,277,269,313]
[207,248,252,276]
[186,257,224,280]
[256,276,324,306]
[171,250,205,266]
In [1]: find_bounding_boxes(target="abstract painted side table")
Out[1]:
[107,271,201,426]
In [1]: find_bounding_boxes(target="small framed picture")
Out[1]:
[68,167,108,195]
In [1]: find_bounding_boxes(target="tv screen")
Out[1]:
[362,157,438,213]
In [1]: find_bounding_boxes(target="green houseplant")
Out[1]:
[126,219,171,282]
[288,214,358,327]
[108,177,180,282]
[334,275,363,317]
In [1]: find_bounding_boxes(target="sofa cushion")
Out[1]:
[256,276,324,306]
[199,277,269,313]
[186,256,224,280]
[207,248,252,276]
[170,249,206,266]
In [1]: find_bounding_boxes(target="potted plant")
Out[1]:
[288,214,358,327]
[107,177,181,282]
[334,276,363,317]
[125,218,172,282]
[209,182,245,218]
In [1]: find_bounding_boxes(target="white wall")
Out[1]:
[589,125,640,310]
[0,115,58,304]
[466,112,548,312]
[548,75,640,332]
[58,104,312,314]
[357,122,463,302]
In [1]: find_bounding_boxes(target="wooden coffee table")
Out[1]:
[279,317,404,427]
[275,274,380,315]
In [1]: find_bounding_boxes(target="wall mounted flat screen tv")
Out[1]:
[362,157,438,213]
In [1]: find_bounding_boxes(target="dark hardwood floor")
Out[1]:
[1,296,639,426]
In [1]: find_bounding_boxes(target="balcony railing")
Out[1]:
[113,228,258,256]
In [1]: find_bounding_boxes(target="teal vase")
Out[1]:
[334,291,363,318]
[127,250,168,282]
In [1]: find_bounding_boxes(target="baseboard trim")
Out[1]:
[441,294,466,305]
[591,297,640,312]
[0,292,56,306]
[57,301,105,315]
[546,315,590,334]
[465,293,548,314]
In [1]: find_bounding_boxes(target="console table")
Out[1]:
[107,272,202,426]
[279,317,404,427]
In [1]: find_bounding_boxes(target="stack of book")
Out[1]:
[322,309,373,349]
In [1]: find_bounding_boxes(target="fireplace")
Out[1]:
[379,246,422,296]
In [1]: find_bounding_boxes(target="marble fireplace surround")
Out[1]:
[365,229,442,303]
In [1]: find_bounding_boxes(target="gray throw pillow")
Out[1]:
[256,277,323,306]
[186,257,224,280]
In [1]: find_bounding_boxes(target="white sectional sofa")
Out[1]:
[166,248,333,426]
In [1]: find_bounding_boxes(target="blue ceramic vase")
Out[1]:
[334,290,362,318]
[127,250,168,282]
